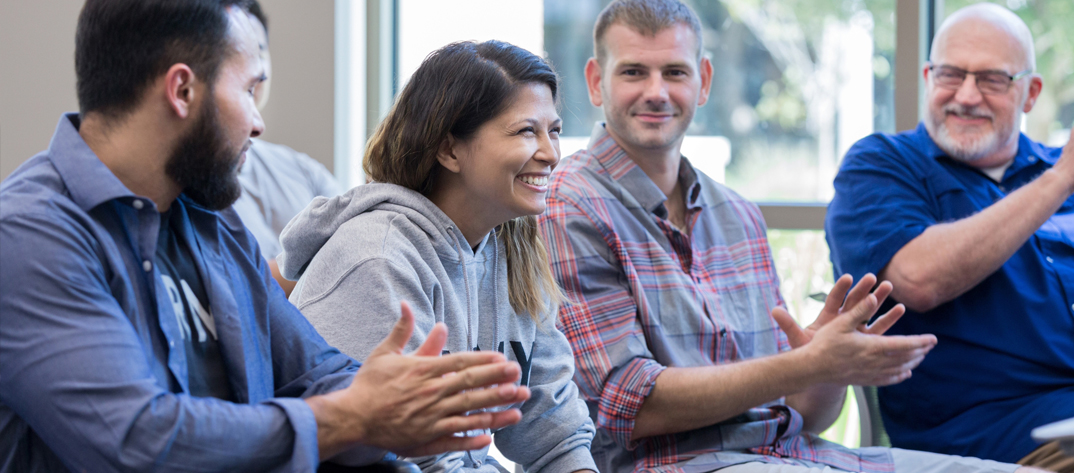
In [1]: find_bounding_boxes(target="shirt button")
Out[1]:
[1046,256,1054,264]
[132,199,144,210]
[142,260,153,272]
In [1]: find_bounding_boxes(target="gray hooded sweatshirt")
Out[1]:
[278,183,596,473]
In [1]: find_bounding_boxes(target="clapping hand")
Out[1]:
[309,302,531,459]
[772,274,937,387]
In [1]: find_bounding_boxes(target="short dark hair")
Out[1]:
[75,0,249,121]
[593,0,703,66]
[247,0,268,36]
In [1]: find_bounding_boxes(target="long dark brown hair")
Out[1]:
[363,40,562,322]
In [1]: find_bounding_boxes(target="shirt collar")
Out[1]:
[916,121,1051,180]
[49,113,137,212]
[587,122,705,216]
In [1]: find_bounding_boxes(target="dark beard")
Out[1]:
[165,96,245,211]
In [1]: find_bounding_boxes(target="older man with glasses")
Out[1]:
[826,3,1074,471]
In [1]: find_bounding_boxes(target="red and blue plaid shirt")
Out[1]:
[538,124,894,473]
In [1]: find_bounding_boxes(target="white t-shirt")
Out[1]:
[980,160,1013,182]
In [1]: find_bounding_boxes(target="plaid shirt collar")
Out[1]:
[586,122,705,220]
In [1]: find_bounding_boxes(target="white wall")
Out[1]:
[0,0,337,181]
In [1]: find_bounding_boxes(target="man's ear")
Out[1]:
[697,56,714,106]
[436,134,462,174]
[584,57,604,107]
[1022,75,1043,113]
[164,64,198,119]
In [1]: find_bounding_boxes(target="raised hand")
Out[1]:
[307,301,531,459]
[772,274,937,387]
[772,273,905,349]
[1050,126,1074,195]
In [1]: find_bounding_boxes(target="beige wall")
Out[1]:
[0,0,336,181]
[257,0,335,172]
[0,0,80,180]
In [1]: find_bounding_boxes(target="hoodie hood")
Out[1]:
[278,182,480,281]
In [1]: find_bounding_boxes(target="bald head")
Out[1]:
[923,3,1044,168]
[931,3,1035,72]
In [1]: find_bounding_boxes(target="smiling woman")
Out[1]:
[277,40,597,473]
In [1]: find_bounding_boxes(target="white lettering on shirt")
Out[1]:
[180,279,217,341]
[161,275,191,340]
[160,274,217,341]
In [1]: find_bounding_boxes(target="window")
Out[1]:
[398,0,544,89]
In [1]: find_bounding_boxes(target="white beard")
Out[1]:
[925,103,1019,163]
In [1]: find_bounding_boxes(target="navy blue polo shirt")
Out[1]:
[826,123,1074,463]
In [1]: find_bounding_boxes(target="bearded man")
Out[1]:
[0,1,529,471]
[826,3,1074,471]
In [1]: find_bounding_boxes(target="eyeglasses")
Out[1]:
[927,64,1033,95]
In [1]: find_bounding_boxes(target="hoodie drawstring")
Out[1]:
[492,229,501,359]
[447,227,475,353]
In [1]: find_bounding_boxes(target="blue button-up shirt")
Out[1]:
[826,123,1074,463]
[0,114,373,472]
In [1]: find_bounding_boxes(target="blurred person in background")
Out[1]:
[231,0,343,297]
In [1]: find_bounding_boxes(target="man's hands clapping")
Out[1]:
[772,274,937,387]
[307,302,531,459]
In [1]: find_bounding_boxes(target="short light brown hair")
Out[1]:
[593,0,703,66]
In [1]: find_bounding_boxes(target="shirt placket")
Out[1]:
[131,198,188,391]
[659,212,729,362]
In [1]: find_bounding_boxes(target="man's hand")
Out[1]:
[1047,126,1074,195]
[772,274,906,348]
[306,302,531,459]
[772,274,937,387]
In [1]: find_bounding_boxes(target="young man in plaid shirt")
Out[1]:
[538,1,1045,472]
